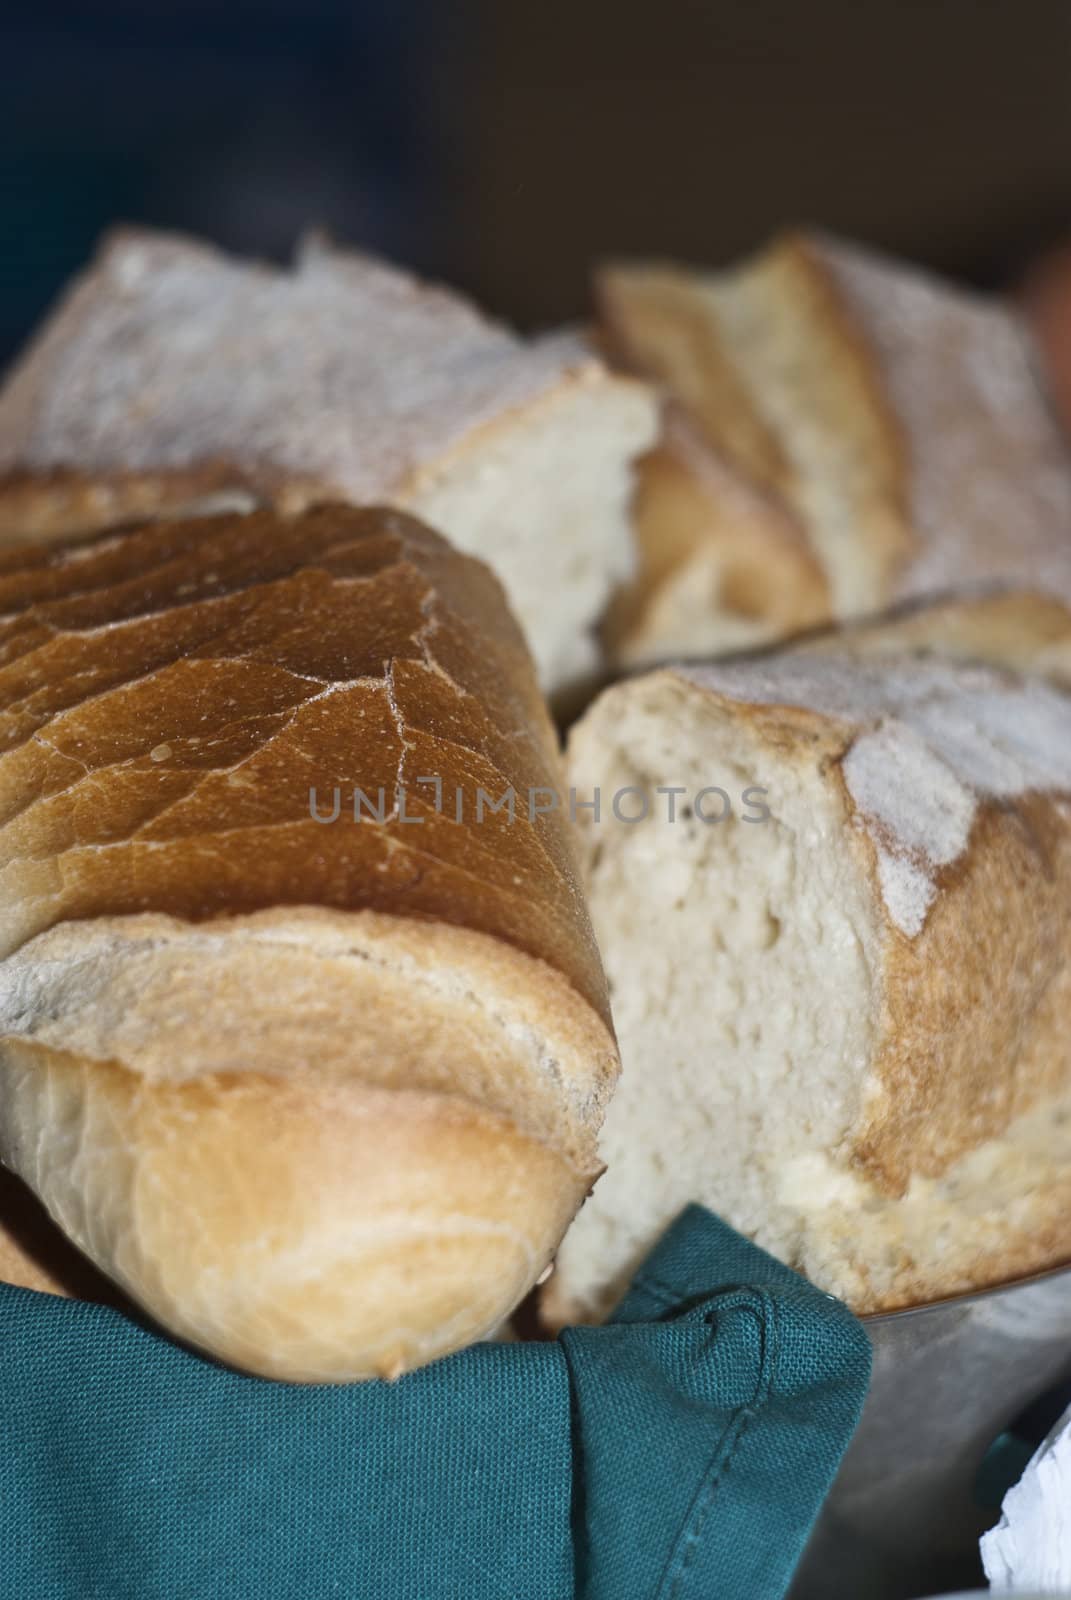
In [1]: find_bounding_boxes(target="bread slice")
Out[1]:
[0,229,656,694]
[545,651,1071,1324]
[600,416,828,662]
[599,234,1071,666]
[0,504,619,1381]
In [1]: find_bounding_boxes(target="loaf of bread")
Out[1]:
[545,649,1071,1325]
[598,233,1071,666]
[0,503,618,1380]
[0,229,657,694]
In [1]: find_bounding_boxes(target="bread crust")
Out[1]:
[797,588,1071,689]
[550,653,1071,1321]
[0,228,591,501]
[0,228,658,693]
[0,504,618,1378]
[764,232,916,595]
[597,259,829,661]
[597,260,796,495]
[0,465,265,545]
[598,233,1071,665]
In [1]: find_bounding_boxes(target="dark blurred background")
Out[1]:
[3,0,1071,365]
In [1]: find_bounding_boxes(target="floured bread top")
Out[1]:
[679,654,1071,937]
[819,234,1071,603]
[0,230,598,497]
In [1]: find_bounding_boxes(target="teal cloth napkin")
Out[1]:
[0,1205,870,1600]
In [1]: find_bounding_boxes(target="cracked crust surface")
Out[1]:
[0,503,618,1379]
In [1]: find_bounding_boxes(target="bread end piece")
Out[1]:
[0,502,618,1379]
[0,909,616,1381]
[548,657,1071,1324]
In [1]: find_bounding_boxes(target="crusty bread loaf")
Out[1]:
[0,229,657,694]
[545,651,1071,1325]
[598,233,1071,666]
[0,503,618,1380]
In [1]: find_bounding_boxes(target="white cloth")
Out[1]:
[981,1403,1071,1592]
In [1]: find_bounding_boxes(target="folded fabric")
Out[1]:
[0,1205,870,1600]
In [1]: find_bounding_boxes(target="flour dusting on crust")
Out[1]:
[680,653,1071,935]
[821,235,1071,606]
[0,230,598,497]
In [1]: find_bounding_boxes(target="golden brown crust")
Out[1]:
[804,1090,1071,1316]
[854,788,1071,1191]
[1,907,616,1175]
[3,1035,583,1380]
[0,465,266,545]
[0,504,617,1377]
[0,502,609,1023]
[802,593,1071,1193]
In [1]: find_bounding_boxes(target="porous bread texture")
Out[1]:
[0,503,618,1380]
[598,233,1071,667]
[404,372,650,694]
[0,228,657,694]
[546,655,1071,1324]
